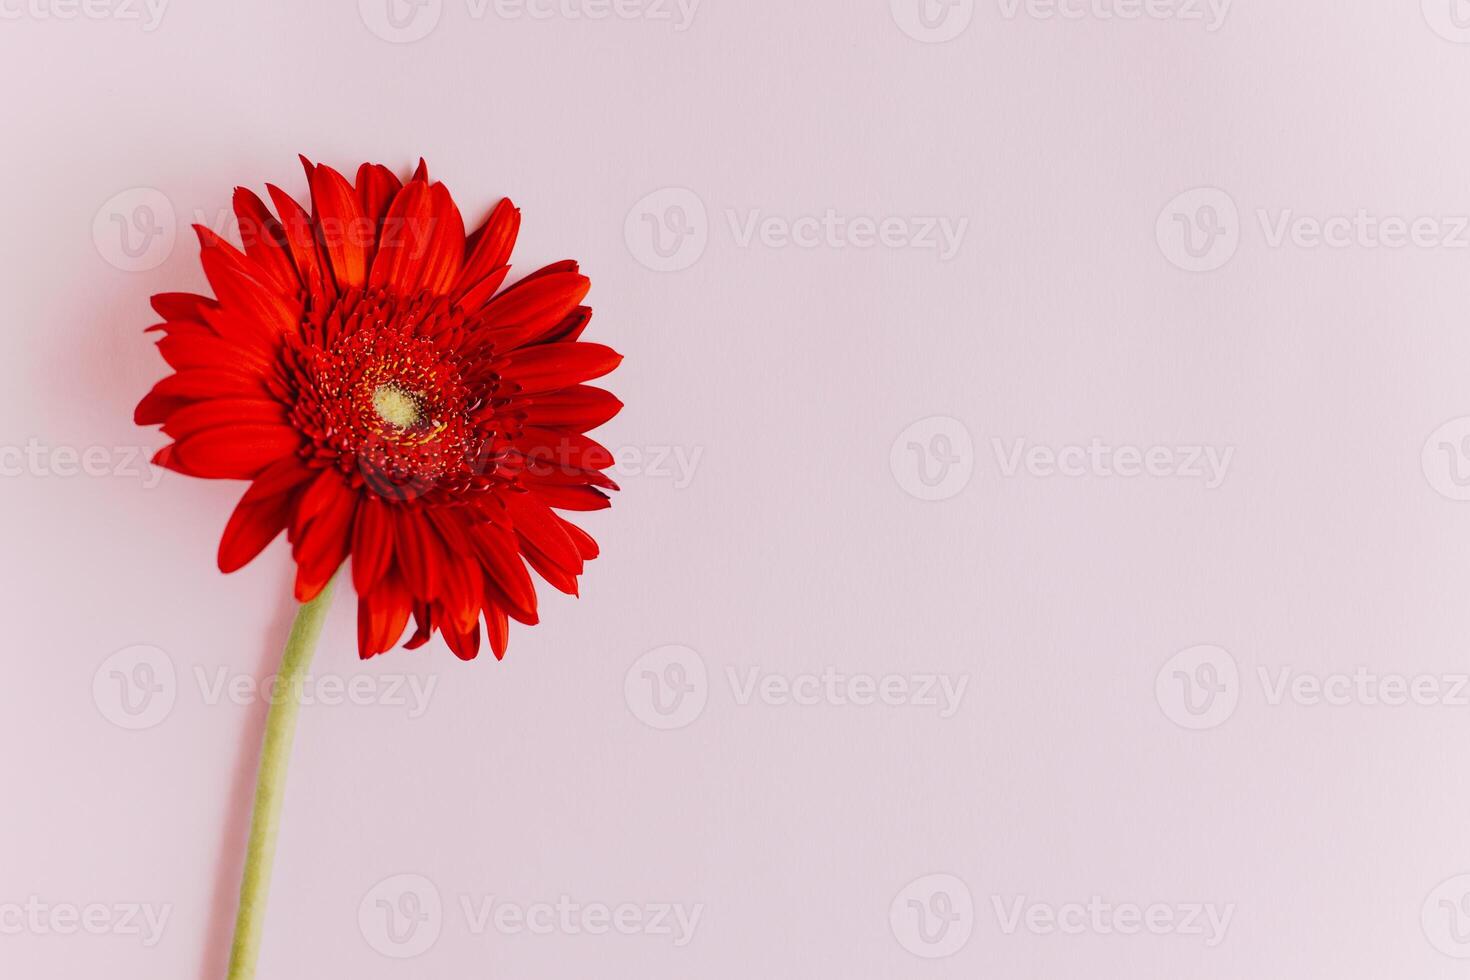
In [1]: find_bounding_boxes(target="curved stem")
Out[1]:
[226,577,337,980]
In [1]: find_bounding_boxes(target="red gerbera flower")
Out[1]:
[135,157,623,661]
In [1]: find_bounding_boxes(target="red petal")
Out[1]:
[135,387,189,426]
[170,425,301,479]
[556,515,600,560]
[423,511,484,629]
[404,602,433,649]
[520,385,624,431]
[467,520,539,624]
[442,615,481,661]
[477,271,589,350]
[531,306,591,346]
[454,198,520,299]
[142,369,272,403]
[290,469,357,601]
[232,188,298,294]
[218,492,295,574]
[513,427,614,477]
[514,259,579,282]
[518,537,580,596]
[368,180,434,296]
[454,267,511,316]
[504,491,583,577]
[151,292,218,322]
[266,184,331,303]
[308,164,370,290]
[355,163,403,268]
[391,508,440,600]
[355,163,402,227]
[156,332,276,376]
[217,457,313,573]
[357,571,413,658]
[416,183,466,296]
[160,399,289,440]
[195,226,302,354]
[485,604,509,660]
[350,497,394,594]
[527,485,612,510]
[496,343,622,396]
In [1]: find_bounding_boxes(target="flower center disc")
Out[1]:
[372,384,422,429]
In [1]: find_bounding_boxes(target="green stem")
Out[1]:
[225,576,336,980]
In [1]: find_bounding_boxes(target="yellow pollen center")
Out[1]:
[372,384,422,429]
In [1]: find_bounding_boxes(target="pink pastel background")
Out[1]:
[5,0,1470,977]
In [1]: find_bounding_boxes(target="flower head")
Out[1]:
[136,157,623,660]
